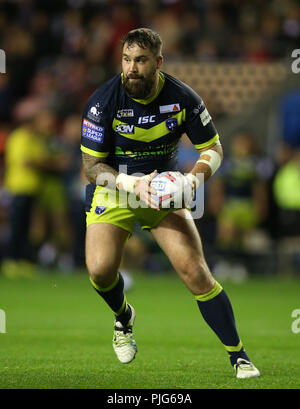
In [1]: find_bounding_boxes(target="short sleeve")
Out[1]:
[183,88,219,150]
[80,95,112,159]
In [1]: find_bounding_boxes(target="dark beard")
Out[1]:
[123,72,156,99]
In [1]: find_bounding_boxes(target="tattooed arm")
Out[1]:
[82,152,118,186]
[81,152,159,208]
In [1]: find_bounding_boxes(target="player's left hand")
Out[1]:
[134,170,160,210]
[182,173,199,207]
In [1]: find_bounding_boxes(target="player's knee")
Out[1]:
[178,259,214,292]
[87,258,118,286]
[178,258,208,277]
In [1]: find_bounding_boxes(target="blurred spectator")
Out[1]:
[212,132,270,251]
[200,132,273,276]
[0,124,10,263]
[2,109,68,277]
[60,9,85,56]
[273,147,300,236]
[2,23,35,99]
[0,74,15,122]
[0,123,9,183]
[272,148,300,274]
[59,114,86,268]
[279,90,300,149]
[0,0,298,122]
[265,142,293,241]
[151,9,182,60]
[106,3,139,66]
[243,34,273,62]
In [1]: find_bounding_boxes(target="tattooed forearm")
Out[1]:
[82,152,118,185]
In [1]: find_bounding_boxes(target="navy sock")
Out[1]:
[90,272,132,327]
[196,282,250,366]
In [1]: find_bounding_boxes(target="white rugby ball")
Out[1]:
[150,171,190,209]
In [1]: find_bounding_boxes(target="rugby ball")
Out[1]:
[150,171,191,209]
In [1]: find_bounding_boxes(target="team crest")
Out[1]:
[165,118,178,132]
[95,206,106,215]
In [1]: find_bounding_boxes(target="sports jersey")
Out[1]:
[4,127,48,195]
[81,71,219,176]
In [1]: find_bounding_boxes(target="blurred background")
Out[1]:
[0,0,300,280]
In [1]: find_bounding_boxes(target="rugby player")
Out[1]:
[80,28,260,379]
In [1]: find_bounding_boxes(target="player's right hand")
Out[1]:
[134,170,159,210]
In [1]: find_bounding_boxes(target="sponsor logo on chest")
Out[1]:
[116,124,135,134]
[159,103,180,114]
[116,109,134,118]
[138,115,156,124]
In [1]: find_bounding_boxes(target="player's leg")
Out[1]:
[86,222,137,363]
[151,209,260,377]
[85,184,137,326]
[151,208,215,294]
[86,222,132,325]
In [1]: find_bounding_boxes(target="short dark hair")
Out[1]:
[122,28,163,57]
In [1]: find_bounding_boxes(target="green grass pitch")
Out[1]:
[0,271,300,389]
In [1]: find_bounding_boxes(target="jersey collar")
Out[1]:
[121,71,165,105]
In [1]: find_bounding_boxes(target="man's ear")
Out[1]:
[156,55,163,70]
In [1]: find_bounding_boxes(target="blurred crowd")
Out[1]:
[0,0,300,277]
[1,0,300,123]
[192,134,300,278]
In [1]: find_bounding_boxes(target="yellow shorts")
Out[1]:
[85,184,173,235]
[218,199,258,231]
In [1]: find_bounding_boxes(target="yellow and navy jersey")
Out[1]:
[80,71,219,175]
